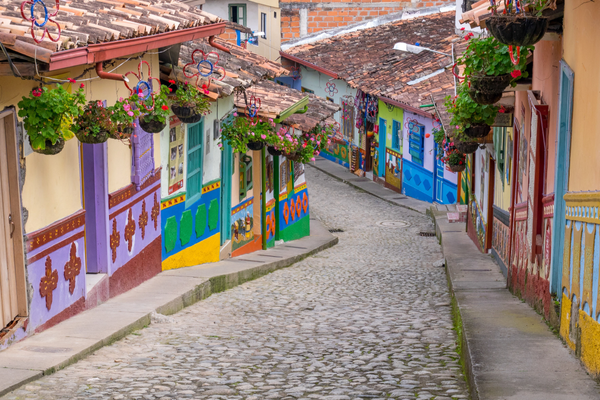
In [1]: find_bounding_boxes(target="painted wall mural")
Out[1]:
[231,197,255,253]
[385,148,402,192]
[321,138,350,168]
[161,180,221,270]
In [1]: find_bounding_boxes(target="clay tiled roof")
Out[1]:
[283,11,462,109]
[168,37,288,99]
[284,93,341,132]
[0,0,222,52]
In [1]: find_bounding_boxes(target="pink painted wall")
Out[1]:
[532,39,562,195]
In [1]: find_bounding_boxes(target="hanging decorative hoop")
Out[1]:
[509,45,520,66]
[367,96,378,119]
[183,49,226,95]
[21,0,61,43]
[246,95,261,125]
[325,81,338,97]
[124,60,160,112]
[290,65,301,81]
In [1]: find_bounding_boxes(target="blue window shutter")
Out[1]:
[187,121,203,201]
[131,118,155,191]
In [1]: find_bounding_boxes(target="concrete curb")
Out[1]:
[306,161,428,215]
[0,220,338,397]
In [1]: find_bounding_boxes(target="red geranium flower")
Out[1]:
[32,88,41,97]
[68,78,76,83]
[168,79,176,84]
[161,105,169,111]
[80,83,85,88]
[511,69,522,78]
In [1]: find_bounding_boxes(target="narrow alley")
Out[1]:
[1,167,468,400]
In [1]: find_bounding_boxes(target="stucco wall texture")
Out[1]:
[280,0,452,41]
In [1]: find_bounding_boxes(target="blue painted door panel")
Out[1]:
[378,118,386,178]
[402,158,433,202]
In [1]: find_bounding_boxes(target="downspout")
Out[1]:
[95,62,128,82]
[209,36,231,54]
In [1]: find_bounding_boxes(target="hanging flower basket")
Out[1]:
[268,146,283,156]
[468,89,503,105]
[139,115,166,133]
[470,74,512,94]
[448,163,466,173]
[464,123,490,139]
[486,16,549,47]
[454,140,480,154]
[30,137,65,155]
[171,104,202,124]
[110,126,134,140]
[248,140,264,151]
[75,130,109,144]
[283,152,303,162]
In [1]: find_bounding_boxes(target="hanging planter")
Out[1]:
[464,123,491,139]
[18,84,86,155]
[448,163,466,173]
[468,90,503,105]
[140,114,167,133]
[110,126,134,140]
[470,74,512,94]
[486,16,549,47]
[283,152,303,162]
[73,101,113,145]
[75,130,109,144]
[109,95,140,140]
[268,146,283,156]
[171,104,202,124]
[247,140,264,151]
[454,140,480,154]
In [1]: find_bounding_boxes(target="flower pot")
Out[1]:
[171,105,202,124]
[468,89,503,105]
[267,146,283,156]
[29,137,64,155]
[464,124,490,139]
[110,126,134,140]
[139,115,166,133]
[454,140,480,154]
[283,152,303,162]
[75,129,109,144]
[448,163,466,173]
[486,15,549,46]
[247,141,264,151]
[470,74,511,94]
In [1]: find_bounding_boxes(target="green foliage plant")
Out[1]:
[140,85,171,124]
[171,81,211,116]
[219,115,276,154]
[445,83,499,130]
[456,35,532,85]
[73,101,116,139]
[109,94,140,130]
[18,84,86,150]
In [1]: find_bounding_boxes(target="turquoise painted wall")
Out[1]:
[378,100,404,151]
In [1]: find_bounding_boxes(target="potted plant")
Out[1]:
[219,115,274,153]
[18,84,86,154]
[170,81,211,123]
[72,101,115,144]
[453,132,480,154]
[440,148,467,173]
[445,83,498,139]
[281,124,330,164]
[139,85,170,133]
[486,0,550,46]
[456,35,531,105]
[109,95,140,140]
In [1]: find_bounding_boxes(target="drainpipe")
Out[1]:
[95,62,128,82]
[209,36,231,54]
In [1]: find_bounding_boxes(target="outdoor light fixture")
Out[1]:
[393,42,451,57]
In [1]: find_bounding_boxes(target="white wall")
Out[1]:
[473,147,490,224]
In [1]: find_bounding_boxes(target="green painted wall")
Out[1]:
[377,100,404,151]
[280,215,310,242]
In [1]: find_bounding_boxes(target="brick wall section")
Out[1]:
[280,1,453,41]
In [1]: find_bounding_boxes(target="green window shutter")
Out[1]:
[239,154,252,201]
[187,121,203,202]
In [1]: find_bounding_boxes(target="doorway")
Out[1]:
[0,109,27,332]
[434,147,445,203]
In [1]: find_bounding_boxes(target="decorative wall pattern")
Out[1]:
[321,139,350,168]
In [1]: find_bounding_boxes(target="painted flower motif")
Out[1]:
[21,0,62,44]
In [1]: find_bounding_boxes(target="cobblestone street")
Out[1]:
[2,167,468,400]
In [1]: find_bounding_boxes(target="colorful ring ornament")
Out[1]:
[183,49,226,95]
[21,0,61,43]
[325,81,338,97]
[124,60,160,112]
[246,95,261,125]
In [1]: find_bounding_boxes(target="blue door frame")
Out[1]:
[378,118,386,178]
[434,147,444,203]
[550,60,574,296]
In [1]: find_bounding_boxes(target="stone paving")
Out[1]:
[1,167,468,400]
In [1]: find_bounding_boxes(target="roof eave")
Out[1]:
[379,96,435,119]
[48,22,226,71]
[275,95,310,123]
[280,51,338,79]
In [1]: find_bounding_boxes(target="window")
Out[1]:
[301,87,314,94]
[186,121,204,204]
[261,12,267,39]
[391,120,401,151]
[408,122,425,166]
[493,127,506,187]
[341,99,354,140]
[229,4,246,26]
[239,155,253,201]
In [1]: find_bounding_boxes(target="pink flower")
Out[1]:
[250,132,255,136]
[80,83,85,88]
[119,97,123,102]
[302,142,307,148]
[218,143,222,148]
[310,157,315,162]
[327,139,331,145]
[127,111,134,117]
[233,112,238,117]
[68,78,76,83]
[32,89,41,97]
[123,104,131,111]
[261,134,266,139]
[460,27,465,31]
[511,69,522,78]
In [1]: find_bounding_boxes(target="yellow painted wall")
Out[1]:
[493,128,513,211]
[255,4,281,60]
[1,52,159,233]
[563,0,600,192]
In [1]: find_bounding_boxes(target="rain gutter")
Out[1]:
[48,22,226,71]
[279,51,338,79]
[274,95,310,123]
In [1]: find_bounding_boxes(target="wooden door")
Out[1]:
[0,109,26,330]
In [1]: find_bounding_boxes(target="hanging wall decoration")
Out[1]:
[183,49,226,94]
[246,95,261,126]
[366,95,378,123]
[21,0,61,43]
[290,65,302,81]
[124,60,161,112]
[325,81,338,97]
